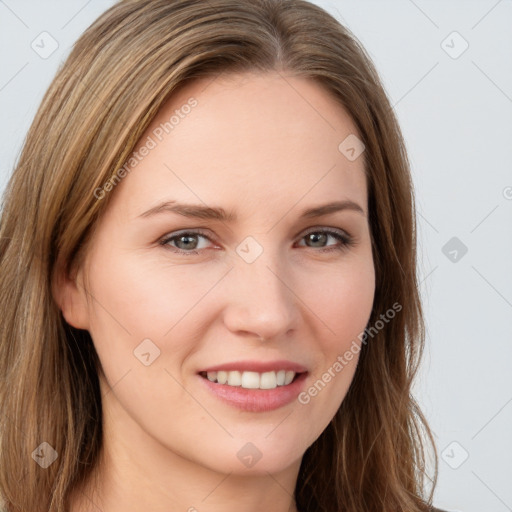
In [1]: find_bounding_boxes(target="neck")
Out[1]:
[70,450,301,512]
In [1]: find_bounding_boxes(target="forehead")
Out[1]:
[108,71,367,219]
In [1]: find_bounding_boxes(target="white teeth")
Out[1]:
[217,371,228,384]
[241,371,260,389]
[284,371,295,385]
[260,371,277,389]
[203,370,298,389]
[227,370,242,386]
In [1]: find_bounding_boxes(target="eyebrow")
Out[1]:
[138,199,366,221]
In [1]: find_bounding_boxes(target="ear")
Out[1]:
[51,258,90,330]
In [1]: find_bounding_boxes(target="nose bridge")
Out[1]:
[222,238,298,339]
[237,251,285,300]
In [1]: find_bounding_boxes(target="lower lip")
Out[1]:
[199,372,308,412]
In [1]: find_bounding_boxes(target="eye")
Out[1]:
[295,227,355,253]
[158,227,356,256]
[159,229,214,255]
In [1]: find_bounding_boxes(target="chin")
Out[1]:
[191,432,309,476]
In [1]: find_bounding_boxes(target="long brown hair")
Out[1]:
[0,0,438,510]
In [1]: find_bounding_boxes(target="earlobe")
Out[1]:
[51,261,90,330]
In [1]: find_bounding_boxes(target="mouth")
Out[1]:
[198,369,303,390]
[197,365,308,412]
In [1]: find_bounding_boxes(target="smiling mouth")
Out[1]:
[199,370,303,390]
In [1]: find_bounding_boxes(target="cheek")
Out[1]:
[86,250,225,339]
[82,253,215,434]
[82,250,233,398]
[293,259,374,415]
[299,256,375,347]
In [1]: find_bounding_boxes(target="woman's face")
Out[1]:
[60,71,375,475]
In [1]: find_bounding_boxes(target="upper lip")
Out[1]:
[199,360,308,373]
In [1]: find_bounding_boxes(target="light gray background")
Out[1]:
[1,1,511,511]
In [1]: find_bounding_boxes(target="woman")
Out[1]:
[0,0,446,511]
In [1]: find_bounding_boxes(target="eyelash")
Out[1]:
[158,227,356,256]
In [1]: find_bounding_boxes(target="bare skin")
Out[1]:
[55,71,375,512]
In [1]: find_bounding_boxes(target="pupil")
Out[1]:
[178,235,197,249]
[308,232,326,247]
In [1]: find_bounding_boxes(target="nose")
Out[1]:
[221,251,299,342]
